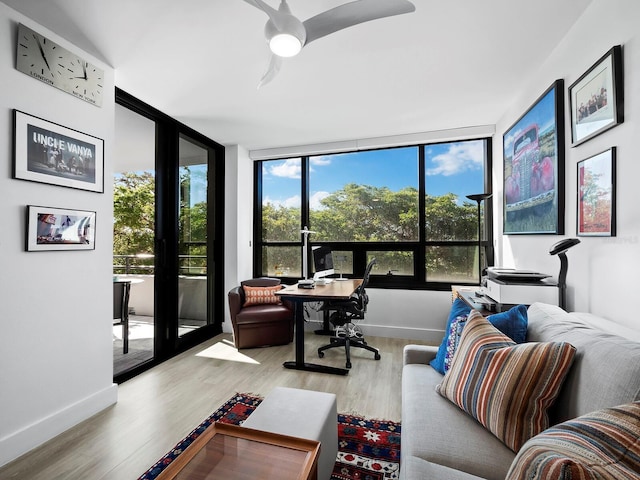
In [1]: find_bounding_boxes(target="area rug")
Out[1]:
[138,392,401,480]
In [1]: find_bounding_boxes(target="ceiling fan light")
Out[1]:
[269,33,302,57]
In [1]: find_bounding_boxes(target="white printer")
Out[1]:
[481,268,559,306]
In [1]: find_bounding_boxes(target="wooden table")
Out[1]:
[155,422,319,480]
[277,279,362,376]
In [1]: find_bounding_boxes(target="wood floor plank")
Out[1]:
[0,331,430,480]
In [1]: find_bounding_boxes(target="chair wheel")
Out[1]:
[375,353,381,360]
[346,362,352,369]
[318,351,324,358]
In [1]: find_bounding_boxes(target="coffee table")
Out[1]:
[155,422,320,480]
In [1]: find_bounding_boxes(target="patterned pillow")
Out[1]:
[506,402,640,479]
[437,310,576,452]
[242,285,283,307]
[429,298,471,374]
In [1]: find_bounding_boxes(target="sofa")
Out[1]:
[401,302,640,479]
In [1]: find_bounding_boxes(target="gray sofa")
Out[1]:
[400,302,640,480]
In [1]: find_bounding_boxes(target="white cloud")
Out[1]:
[426,141,484,176]
[310,156,332,166]
[268,158,301,179]
[310,191,330,210]
[263,194,301,208]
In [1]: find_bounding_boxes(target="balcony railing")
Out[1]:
[113,254,207,276]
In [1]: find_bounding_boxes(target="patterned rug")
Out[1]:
[138,392,401,480]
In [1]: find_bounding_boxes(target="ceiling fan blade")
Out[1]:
[242,0,287,31]
[303,0,415,45]
[257,54,283,88]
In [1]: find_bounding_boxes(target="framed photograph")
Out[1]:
[577,148,616,237]
[26,205,96,251]
[569,45,623,146]
[503,80,565,235]
[13,110,104,193]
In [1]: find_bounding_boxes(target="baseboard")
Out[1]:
[360,323,443,345]
[0,383,118,467]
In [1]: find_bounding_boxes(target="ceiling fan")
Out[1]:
[242,0,416,87]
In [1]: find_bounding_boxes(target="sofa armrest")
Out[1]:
[403,344,439,366]
[228,286,244,321]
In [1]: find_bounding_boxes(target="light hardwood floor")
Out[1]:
[1,331,430,480]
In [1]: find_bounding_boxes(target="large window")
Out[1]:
[255,138,492,289]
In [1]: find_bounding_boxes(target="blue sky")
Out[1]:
[262,140,486,208]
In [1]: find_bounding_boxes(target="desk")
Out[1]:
[155,422,319,480]
[277,279,362,376]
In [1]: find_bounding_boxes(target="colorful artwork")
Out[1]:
[503,81,565,234]
[578,148,616,236]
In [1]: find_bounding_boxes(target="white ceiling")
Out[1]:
[3,0,593,151]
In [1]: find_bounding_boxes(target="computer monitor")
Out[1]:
[312,246,335,283]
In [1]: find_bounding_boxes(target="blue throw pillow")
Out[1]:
[430,301,529,375]
[487,304,528,343]
[430,298,471,374]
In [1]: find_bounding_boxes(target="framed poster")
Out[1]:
[503,80,565,234]
[569,46,623,146]
[26,205,96,251]
[13,110,104,193]
[577,148,616,237]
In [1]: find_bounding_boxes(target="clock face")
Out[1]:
[16,23,104,107]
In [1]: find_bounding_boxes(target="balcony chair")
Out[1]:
[317,259,381,369]
[113,280,131,354]
[228,278,295,349]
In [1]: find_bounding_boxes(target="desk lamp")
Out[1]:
[466,193,493,285]
[549,238,581,311]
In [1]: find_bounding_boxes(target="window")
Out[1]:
[255,138,492,289]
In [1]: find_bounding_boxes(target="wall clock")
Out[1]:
[16,23,104,107]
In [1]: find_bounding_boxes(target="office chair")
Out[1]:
[317,258,381,369]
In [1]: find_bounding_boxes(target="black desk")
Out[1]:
[276,279,362,376]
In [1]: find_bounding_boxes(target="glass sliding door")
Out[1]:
[113,103,157,377]
[114,89,225,383]
[178,135,210,337]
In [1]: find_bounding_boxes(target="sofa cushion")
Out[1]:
[527,302,640,424]
[506,401,640,479]
[400,455,486,480]
[242,284,282,306]
[430,298,471,374]
[438,310,576,452]
[486,304,528,343]
[430,302,529,375]
[402,363,515,480]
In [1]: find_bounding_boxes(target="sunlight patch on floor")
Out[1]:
[195,340,260,364]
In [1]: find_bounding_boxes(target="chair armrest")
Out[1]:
[403,344,439,366]
[228,286,244,321]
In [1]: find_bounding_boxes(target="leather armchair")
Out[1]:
[228,278,294,349]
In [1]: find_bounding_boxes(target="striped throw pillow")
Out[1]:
[437,310,576,452]
[506,402,640,479]
[242,285,282,306]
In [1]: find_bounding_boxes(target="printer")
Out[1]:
[481,268,559,306]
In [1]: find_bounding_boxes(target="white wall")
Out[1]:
[494,0,640,329]
[0,5,116,466]
[223,145,253,334]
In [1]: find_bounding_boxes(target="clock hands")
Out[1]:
[34,34,52,71]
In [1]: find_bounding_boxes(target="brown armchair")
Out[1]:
[228,278,294,349]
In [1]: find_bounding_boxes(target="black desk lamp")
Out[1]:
[549,238,581,311]
[466,193,493,285]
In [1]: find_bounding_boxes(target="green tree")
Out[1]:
[113,171,155,256]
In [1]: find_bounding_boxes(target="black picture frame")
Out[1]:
[577,148,616,237]
[569,45,623,146]
[13,110,104,193]
[503,80,565,235]
[26,205,96,251]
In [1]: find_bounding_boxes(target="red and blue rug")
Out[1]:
[138,392,401,480]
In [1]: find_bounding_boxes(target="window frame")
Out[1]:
[253,138,493,290]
